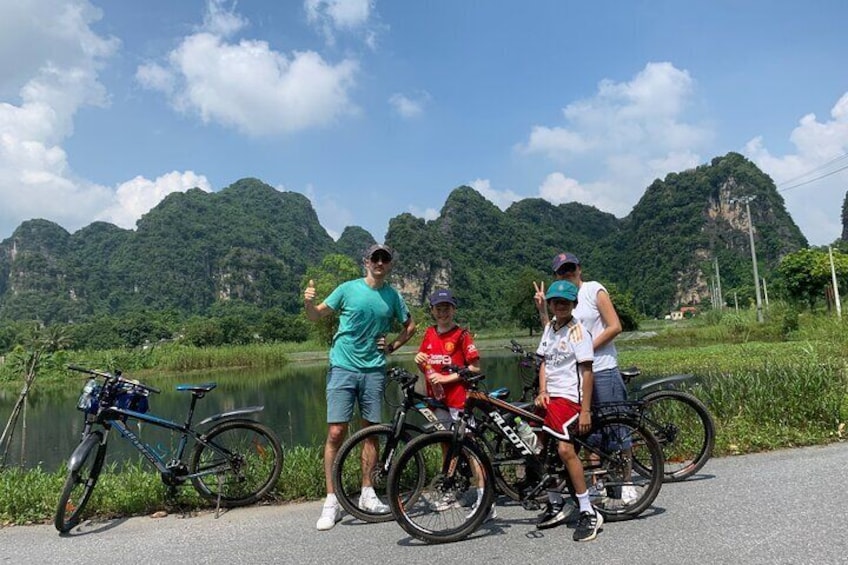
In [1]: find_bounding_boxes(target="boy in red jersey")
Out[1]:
[415,289,480,422]
[414,289,493,519]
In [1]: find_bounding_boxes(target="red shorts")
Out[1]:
[542,397,581,441]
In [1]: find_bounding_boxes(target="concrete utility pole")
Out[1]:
[737,195,764,323]
[762,278,769,309]
[714,257,723,310]
[829,246,842,320]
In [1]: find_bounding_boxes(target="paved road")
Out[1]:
[2,442,848,565]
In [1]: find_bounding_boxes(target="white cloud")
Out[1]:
[306,0,372,30]
[200,0,248,38]
[303,184,355,241]
[518,62,713,217]
[137,3,360,136]
[468,179,523,210]
[305,0,376,46]
[407,205,439,222]
[744,91,848,245]
[98,172,212,229]
[0,1,217,239]
[0,0,118,97]
[389,92,430,119]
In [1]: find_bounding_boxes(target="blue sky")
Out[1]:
[2,1,847,247]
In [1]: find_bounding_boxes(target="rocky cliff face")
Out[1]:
[0,154,812,322]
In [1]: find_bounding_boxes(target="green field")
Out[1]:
[1,308,847,526]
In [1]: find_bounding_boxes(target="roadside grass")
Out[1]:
[1,311,847,526]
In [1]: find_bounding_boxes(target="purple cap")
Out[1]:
[551,252,580,272]
[429,289,457,306]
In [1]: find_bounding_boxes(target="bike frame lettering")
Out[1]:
[111,419,171,473]
[418,406,447,431]
[491,412,533,456]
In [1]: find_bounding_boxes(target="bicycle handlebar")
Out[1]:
[506,339,535,359]
[67,364,161,395]
[443,364,485,385]
[387,366,418,387]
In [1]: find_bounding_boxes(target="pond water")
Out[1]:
[0,352,533,471]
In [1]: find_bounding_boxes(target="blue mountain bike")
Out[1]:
[55,365,283,533]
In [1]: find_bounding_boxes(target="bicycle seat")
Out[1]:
[620,367,641,383]
[176,383,217,393]
[488,387,510,400]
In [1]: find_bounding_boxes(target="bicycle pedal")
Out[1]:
[521,499,541,511]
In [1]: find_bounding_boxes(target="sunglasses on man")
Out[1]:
[370,252,392,263]
[555,263,578,276]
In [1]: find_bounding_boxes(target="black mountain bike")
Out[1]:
[507,339,715,481]
[386,368,664,544]
[331,366,512,523]
[55,365,283,533]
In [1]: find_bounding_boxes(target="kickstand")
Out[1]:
[215,474,223,519]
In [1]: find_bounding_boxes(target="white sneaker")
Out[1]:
[358,492,390,513]
[433,493,460,511]
[316,500,341,530]
[621,485,639,505]
[467,501,497,522]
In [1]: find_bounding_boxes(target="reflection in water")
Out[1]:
[0,352,529,471]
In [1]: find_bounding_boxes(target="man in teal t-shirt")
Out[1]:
[304,244,416,531]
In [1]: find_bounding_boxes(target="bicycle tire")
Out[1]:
[190,420,283,507]
[578,414,664,522]
[638,390,715,481]
[387,430,496,544]
[55,431,107,533]
[332,424,423,523]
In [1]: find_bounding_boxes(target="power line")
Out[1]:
[777,163,848,193]
[775,150,848,187]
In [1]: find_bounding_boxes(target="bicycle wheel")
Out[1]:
[55,432,107,533]
[387,431,495,544]
[332,424,423,523]
[190,420,283,507]
[639,390,715,481]
[580,415,663,522]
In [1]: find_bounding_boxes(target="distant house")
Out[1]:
[670,306,697,320]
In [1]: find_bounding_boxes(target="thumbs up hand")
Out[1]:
[304,279,317,302]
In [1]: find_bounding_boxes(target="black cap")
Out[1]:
[429,289,457,306]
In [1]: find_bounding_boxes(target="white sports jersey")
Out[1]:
[536,317,594,403]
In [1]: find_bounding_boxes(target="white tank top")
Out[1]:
[573,280,618,372]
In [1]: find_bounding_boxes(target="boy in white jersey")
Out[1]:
[535,252,636,504]
[535,280,603,542]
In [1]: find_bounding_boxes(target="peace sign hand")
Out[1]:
[533,280,546,309]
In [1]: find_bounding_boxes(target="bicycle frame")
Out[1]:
[456,385,647,503]
[78,393,263,481]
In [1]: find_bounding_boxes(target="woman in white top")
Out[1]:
[534,252,626,407]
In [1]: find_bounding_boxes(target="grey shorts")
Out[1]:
[326,366,386,424]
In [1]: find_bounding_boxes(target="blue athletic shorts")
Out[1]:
[326,366,387,424]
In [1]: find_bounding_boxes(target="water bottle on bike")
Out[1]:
[514,416,540,453]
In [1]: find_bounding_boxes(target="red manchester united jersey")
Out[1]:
[417,325,479,409]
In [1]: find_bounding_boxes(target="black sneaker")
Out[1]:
[573,511,604,542]
[536,500,567,529]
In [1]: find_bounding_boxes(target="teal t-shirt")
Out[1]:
[324,278,411,371]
